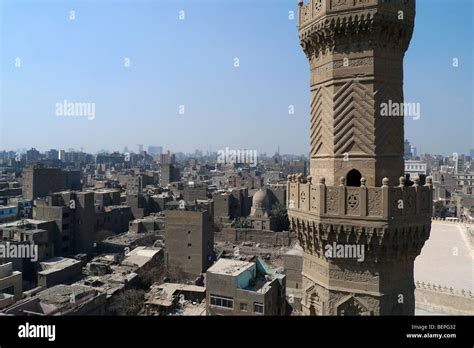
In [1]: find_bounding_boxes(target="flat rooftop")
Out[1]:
[207,258,254,277]
[39,257,81,274]
[91,189,120,193]
[145,283,205,308]
[104,205,130,211]
[131,215,164,223]
[0,219,48,228]
[37,284,95,306]
[156,283,205,294]
[122,247,161,268]
[102,231,157,245]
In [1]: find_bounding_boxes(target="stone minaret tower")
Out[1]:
[288,0,432,315]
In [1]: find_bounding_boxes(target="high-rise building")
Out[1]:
[147,146,163,156]
[288,0,432,315]
[404,140,412,160]
[455,155,465,174]
[26,148,40,164]
[159,151,175,165]
[46,149,59,160]
[160,164,180,186]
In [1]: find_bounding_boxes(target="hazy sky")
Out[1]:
[1,0,473,156]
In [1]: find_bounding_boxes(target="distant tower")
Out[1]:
[288,0,433,315]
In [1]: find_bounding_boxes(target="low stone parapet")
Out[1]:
[415,281,474,315]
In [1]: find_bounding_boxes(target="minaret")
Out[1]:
[288,0,432,315]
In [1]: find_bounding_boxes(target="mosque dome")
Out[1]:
[252,188,269,209]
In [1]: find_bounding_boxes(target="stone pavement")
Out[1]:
[415,222,473,291]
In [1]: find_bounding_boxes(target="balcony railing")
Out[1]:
[287,175,432,219]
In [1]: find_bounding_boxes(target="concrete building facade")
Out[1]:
[206,257,286,316]
[165,207,214,280]
[22,165,81,200]
[0,262,22,302]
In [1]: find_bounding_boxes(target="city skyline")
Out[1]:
[0,0,472,337]
[1,0,472,156]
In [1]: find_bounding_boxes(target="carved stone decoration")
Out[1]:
[314,0,323,14]
[336,295,371,316]
[405,190,416,215]
[326,187,339,214]
[310,186,320,211]
[332,0,348,9]
[304,285,324,315]
[300,190,307,204]
[390,188,403,216]
[301,3,311,24]
[368,188,382,216]
[333,81,374,156]
[346,189,360,215]
[310,86,333,156]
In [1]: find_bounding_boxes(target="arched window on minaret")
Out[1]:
[346,169,362,187]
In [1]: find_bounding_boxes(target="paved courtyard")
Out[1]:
[415,222,473,291]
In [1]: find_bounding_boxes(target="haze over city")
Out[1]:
[1,0,472,155]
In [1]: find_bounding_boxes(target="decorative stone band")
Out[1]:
[287,175,433,219]
[298,0,415,28]
[298,0,415,57]
[431,217,474,225]
[286,175,432,260]
[415,281,474,299]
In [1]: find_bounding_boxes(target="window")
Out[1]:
[240,303,248,311]
[210,295,234,309]
[254,302,264,314]
[187,243,192,247]
[346,169,362,187]
[1,286,14,295]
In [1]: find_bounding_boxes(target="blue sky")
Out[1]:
[1,0,473,156]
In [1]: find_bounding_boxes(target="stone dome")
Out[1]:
[252,188,269,209]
